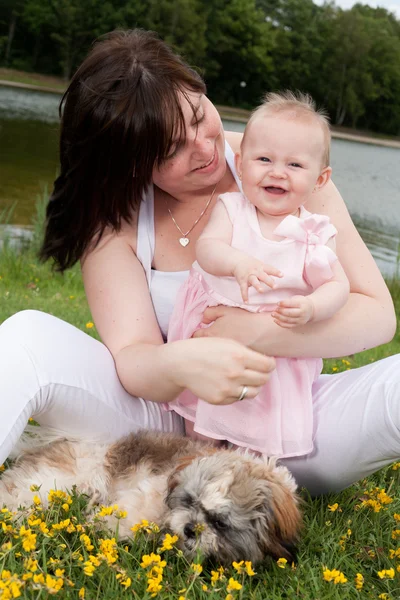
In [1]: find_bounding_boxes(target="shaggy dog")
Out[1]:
[0,429,301,565]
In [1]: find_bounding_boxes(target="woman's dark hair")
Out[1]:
[40,29,206,271]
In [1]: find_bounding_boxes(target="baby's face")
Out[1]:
[236,114,331,218]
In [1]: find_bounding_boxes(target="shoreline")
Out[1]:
[1,78,400,150]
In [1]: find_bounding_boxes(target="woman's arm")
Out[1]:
[81,227,274,404]
[194,181,396,358]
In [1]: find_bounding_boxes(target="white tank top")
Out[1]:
[136,141,241,339]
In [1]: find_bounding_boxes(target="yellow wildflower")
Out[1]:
[232,560,255,576]
[0,465,4,472]
[83,562,96,577]
[99,538,118,564]
[33,573,45,584]
[378,594,390,600]
[227,577,242,592]
[86,322,94,329]
[377,568,395,579]
[46,573,64,594]
[392,462,400,470]
[394,513,400,521]
[323,568,348,584]
[116,573,132,589]
[52,518,71,530]
[131,519,160,534]
[277,558,287,568]
[146,576,162,595]
[19,528,37,552]
[80,534,94,551]
[159,533,179,551]
[140,553,166,569]
[392,529,400,540]
[32,495,41,506]
[355,573,364,590]
[202,584,208,591]
[191,563,203,574]
[78,588,85,599]
[328,503,339,512]
[24,558,38,572]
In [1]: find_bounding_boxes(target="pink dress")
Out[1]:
[166,192,338,457]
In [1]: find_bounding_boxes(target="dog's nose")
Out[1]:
[183,523,196,539]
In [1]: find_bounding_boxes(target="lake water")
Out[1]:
[1,85,400,276]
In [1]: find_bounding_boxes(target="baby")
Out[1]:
[166,90,349,457]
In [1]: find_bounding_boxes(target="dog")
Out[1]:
[0,429,301,565]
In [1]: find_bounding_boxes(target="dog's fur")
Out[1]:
[0,429,301,565]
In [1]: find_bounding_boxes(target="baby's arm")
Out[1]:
[197,201,282,302]
[273,255,350,328]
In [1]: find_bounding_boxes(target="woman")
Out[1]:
[0,29,397,496]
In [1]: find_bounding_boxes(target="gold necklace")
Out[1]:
[165,185,217,247]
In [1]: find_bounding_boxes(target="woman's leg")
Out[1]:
[0,310,183,464]
[281,354,400,496]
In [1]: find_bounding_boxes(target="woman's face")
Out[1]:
[152,92,226,197]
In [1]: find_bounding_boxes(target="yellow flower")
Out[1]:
[202,584,208,591]
[32,495,41,506]
[191,563,203,574]
[392,462,400,470]
[33,573,45,584]
[378,594,390,599]
[52,518,71,531]
[341,359,351,366]
[131,519,160,534]
[227,577,242,592]
[20,528,37,552]
[0,465,5,472]
[277,558,287,568]
[80,534,94,551]
[232,560,255,576]
[86,322,94,329]
[83,562,96,577]
[328,503,339,512]
[24,558,38,572]
[116,573,132,589]
[46,573,64,593]
[394,514,400,522]
[322,568,348,584]
[377,568,395,579]
[140,553,166,569]
[159,533,178,551]
[146,576,162,595]
[78,588,85,599]
[99,538,118,564]
[355,573,364,590]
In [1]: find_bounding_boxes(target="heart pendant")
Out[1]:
[179,237,190,247]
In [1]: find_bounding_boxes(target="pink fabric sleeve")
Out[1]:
[217,192,244,225]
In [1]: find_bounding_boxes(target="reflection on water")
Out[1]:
[1,86,400,276]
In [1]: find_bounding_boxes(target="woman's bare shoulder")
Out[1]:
[224,130,243,154]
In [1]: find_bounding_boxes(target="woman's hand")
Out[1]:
[165,337,275,406]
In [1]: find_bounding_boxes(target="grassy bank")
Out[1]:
[0,198,400,599]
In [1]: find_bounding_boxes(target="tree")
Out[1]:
[201,0,276,107]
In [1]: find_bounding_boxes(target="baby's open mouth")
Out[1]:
[265,186,287,195]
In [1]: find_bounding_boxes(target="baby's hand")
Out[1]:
[272,295,314,328]
[233,257,283,303]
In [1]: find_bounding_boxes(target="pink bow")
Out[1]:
[274,214,338,288]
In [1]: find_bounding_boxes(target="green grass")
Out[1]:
[0,68,66,92]
[0,194,400,598]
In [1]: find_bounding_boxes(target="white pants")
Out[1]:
[1,310,399,496]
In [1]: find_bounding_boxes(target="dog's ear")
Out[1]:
[253,477,302,563]
[166,455,197,496]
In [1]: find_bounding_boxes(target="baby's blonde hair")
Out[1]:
[243,90,331,167]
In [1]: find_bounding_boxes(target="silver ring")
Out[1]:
[238,386,248,402]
